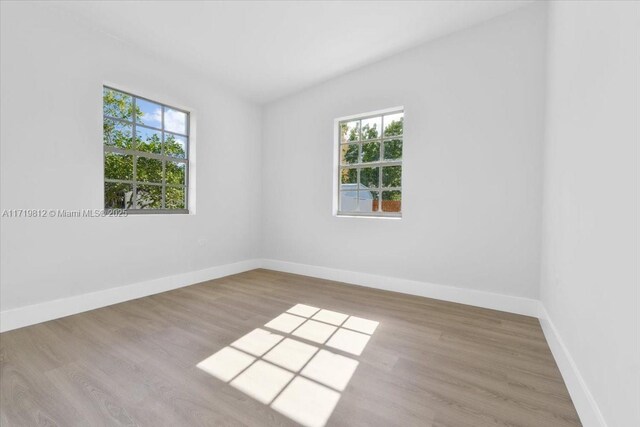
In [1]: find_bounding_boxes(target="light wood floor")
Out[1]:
[0,269,581,426]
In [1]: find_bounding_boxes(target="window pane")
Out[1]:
[359,190,378,213]
[383,112,403,137]
[164,133,187,158]
[103,88,132,121]
[383,139,402,160]
[165,187,185,209]
[164,108,187,135]
[103,119,133,149]
[339,190,358,212]
[361,141,380,163]
[104,153,133,180]
[340,168,357,185]
[136,98,162,129]
[382,190,401,212]
[340,144,359,165]
[104,182,133,209]
[359,167,379,189]
[382,165,402,187]
[340,144,358,165]
[361,116,381,140]
[136,184,162,209]
[136,156,163,183]
[166,161,186,185]
[340,120,360,142]
[136,126,162,154]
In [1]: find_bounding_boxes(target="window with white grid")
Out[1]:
[337,110,403,217]
[103,87,189,214]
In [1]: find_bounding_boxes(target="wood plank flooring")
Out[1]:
[0,269,581,426]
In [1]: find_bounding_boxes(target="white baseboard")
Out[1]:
[0,259,262,333]
[538,306,608,427]
[0,258,542,333]
[261,259,542,317]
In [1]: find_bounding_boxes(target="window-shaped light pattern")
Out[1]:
[338,110,403,216]
[197,304,379,427]
[103,87,189,212]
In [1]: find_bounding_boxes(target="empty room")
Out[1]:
[0,1,637,426]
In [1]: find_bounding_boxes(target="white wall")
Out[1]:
[540,2,640,426]
[261,4,547,299]
[0,2,262,312]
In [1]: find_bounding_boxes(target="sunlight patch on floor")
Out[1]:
[230,360,294,404]
[263,338,318,371]
[326,328,371,356]
[271,376,341,427]
[292,320,337,344]
[197,347,255,382]
[196,303,379,427]
[231,328,284,357]
[265,312,306,333]
[300,349,359,391]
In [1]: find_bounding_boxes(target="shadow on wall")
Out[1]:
[197,304,379,427]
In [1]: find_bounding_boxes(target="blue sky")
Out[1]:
[137,98,187,134]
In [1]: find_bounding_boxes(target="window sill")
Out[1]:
[335,213,401,220]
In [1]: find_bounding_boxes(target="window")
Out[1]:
[336,109,403,217]
[103,87,189,213]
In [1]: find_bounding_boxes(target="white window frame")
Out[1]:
[333,107,404,218]
[103,86,191,214]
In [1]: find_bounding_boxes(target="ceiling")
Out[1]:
[53,1,533,104]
